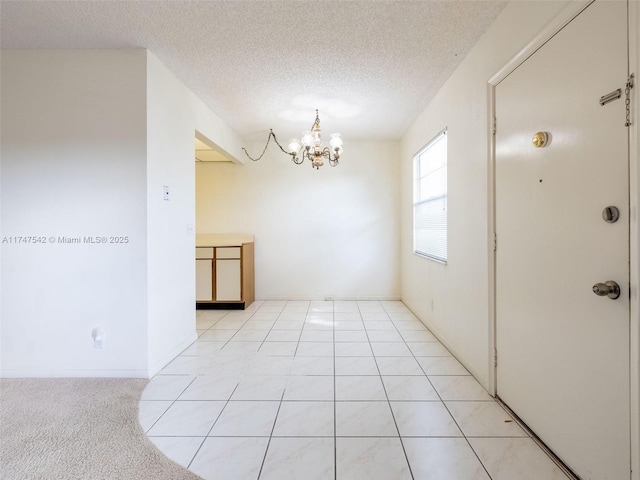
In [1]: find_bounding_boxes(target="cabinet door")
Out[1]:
[196,259,213,301]
[216,259,241,301]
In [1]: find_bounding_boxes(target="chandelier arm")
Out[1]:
[271,131,304,164]
[270,130,298,158]
[321,146,340,167]
[296,148,309,165]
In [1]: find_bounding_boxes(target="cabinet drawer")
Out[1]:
[216,247,241,259]
[196,247,214,259]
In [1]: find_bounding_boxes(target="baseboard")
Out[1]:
[253,296,402,302]
[147,332,198,378]
[323,296,402,301]
[0,369,149,378]
[1,332,199,379]
[403,304,490,393]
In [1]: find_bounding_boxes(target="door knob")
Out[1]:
[592,281,620,299]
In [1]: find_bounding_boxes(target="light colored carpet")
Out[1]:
[0,378,202,480]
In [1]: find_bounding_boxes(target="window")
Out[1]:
[413,129,447,263]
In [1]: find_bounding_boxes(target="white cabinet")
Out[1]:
[195,235,254,310]
[216,259,241,301]
[196,259,213,301]
[195,247,214,301]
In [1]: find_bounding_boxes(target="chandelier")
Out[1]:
[242,110,343,169]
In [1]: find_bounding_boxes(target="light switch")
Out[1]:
[163,185,170,201]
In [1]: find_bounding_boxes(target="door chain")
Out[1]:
[625,73,634,127]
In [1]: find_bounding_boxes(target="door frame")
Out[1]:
[486,1,639,478]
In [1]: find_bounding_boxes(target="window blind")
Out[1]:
[413,130,447,262]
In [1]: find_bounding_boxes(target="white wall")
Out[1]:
[196,140,400,300]
[1,49,245,377]
[146,53,198,375]
[1,50,149,376]
[145,52,245,376]
[400,1,570,387]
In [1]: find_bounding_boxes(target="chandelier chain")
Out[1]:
[242,130,293,162]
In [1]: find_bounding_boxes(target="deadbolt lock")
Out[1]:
[602,206,620,223]
[592,281,621,300]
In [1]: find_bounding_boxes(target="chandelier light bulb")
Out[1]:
[288,139,301,154]
[329,133,343,150]
[301,131,314,148]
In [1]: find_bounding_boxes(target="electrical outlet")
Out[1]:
[92,328,104,349]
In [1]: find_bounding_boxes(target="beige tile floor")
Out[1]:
[139,300,570,480]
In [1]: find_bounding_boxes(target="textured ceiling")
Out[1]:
[0,0,506,141]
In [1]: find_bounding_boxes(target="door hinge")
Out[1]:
[625,73,634,127]
[492,116,497,135]
[493,232,497,252]
[494,348,498,368]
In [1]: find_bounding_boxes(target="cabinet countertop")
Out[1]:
[196,234,254,247]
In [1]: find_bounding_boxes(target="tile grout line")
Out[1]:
[163,304,570,479]
[392,310,495,480]
[186,382,241,470]
[212,310,255,350]
[256,389,287,479]
[225,306,267,351]
[291,300,310,360]
[333,302,338,480]
[144,376,199,435]
[201,304,262,468]
[372,303,415,480]
[253,300,312,479]
[192,310,230,352]
[148,310,234,471]
[255,305,285,356]
[494,398,576,480]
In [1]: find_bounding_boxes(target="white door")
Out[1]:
[495,2,630,479]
